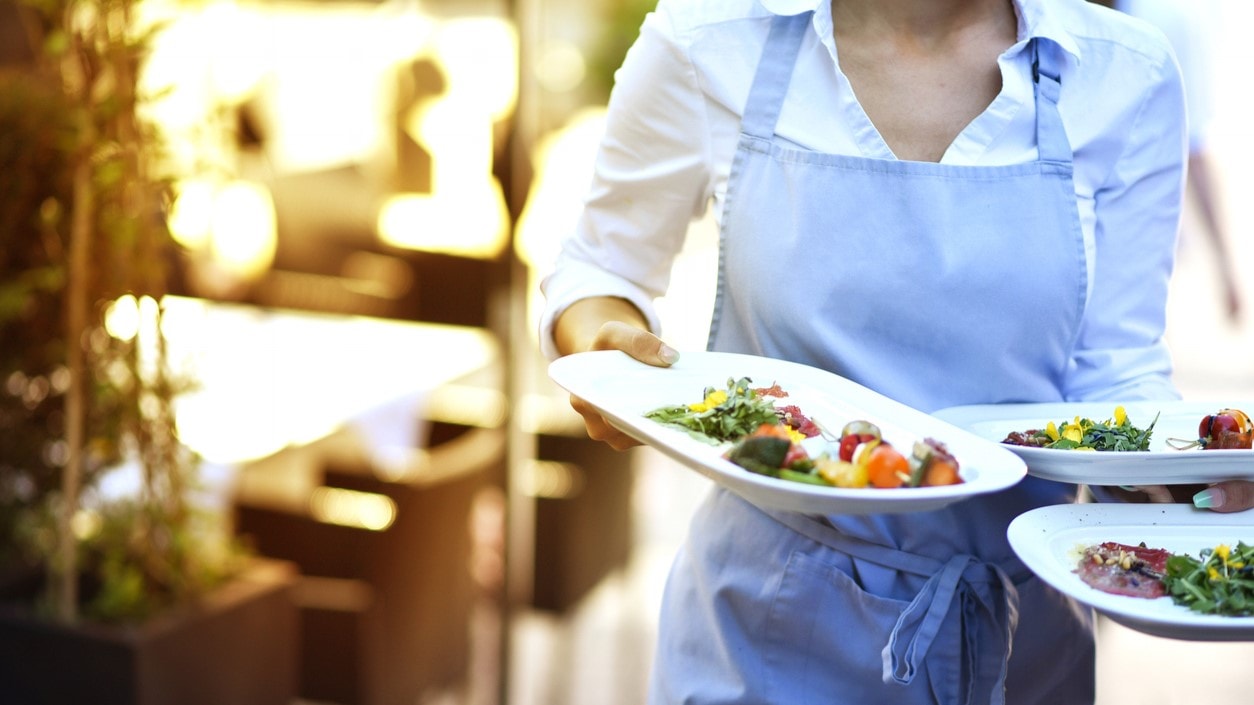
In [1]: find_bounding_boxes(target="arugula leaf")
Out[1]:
[1163,542,1254,617]
[1044,411,1159,451]
[643,376,781,444]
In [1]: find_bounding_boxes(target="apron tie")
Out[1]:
[883,554,971,685]
[883,555,1021,705]
[764,507,1023,704]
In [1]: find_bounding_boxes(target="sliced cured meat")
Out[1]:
[776,404,821,438]
[1074,542,1170,599]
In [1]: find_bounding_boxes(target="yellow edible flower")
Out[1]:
[1216,544,1231,563]
[1045,421,1060,441]
[1113,406,1127,426]
[1062,424,1083,444]
[1208,566,1221,581]
[688,389,728,413]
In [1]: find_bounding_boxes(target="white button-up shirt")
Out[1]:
[539,0,1185,401]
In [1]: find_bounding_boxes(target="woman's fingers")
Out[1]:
[1125,484,1175,504]
[570,394,641,450]
[1193,480,1254,513]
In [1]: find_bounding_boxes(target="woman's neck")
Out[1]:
[831,0,1016,49]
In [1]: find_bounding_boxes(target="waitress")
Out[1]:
[543,0,1195,702]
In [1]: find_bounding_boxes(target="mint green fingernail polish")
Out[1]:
[1193,488,1222,509]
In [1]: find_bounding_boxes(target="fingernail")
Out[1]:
[1194,487,1225,509]
[659,345,680,364]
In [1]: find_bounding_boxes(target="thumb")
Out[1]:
[1194,481,1254,513]
[591,321,680,367]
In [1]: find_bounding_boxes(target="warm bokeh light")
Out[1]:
[142,0,519,269]
[377,185,509,258]
[379,15,516,258]
[104,294,142,342]
[519,460,584,500]
[535,41,587,94]
[513,107,607,270]
[309,486,397,531]
[168,179,216,250]
[208,180,277,280]
[430,17,518,122]
[162,295,498,465]
[70,509,102,541]
[169,179,277,282]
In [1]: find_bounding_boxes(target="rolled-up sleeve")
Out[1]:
[538,6,713,360]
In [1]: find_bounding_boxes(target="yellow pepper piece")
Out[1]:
[816,456,867,488]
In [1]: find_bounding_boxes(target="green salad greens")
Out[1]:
[1008,405,1159,451]
[1163,542,1254,617]
[643,376,778,444]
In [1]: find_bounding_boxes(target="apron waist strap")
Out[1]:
[763,507,1022,705]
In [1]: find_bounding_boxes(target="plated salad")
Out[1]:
[1001,405,1158,451]
[643,377,963,490]
[1000,405,1254,453]
[1075,539,1254,617]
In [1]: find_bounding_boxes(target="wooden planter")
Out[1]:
[0,557,300,705]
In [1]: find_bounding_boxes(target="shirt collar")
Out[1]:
[758,0,1083,63]
[758,0,825,17]
[1014,0,1082,63]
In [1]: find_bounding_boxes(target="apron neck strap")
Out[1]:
[1031,38,1072,165]
[741,12,811,139]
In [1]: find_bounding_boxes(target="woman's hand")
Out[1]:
[552,297,680,451]
[1113,481,1254,513]
[1192,481,1254,513]
[568,321,680,450]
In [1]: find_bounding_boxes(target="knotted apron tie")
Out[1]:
[765,508,1023,705]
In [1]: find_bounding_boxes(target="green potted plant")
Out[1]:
[0,1,298,702]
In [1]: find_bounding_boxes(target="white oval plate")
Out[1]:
[1008,503,1254,641]
[547,350,1026,515]
[935,401,1254,486]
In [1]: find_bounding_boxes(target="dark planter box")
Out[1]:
[0,557,299,705]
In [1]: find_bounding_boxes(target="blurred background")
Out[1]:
[1,0,1252,704]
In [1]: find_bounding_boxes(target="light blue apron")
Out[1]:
[650,12,1094,705]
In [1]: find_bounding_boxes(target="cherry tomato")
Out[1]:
[838,432,879,462]
[1199,408,1254,450]
[865,444,909,489]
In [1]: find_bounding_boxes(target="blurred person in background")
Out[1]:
[539,0,1251,703]
[1094,0,1242,322]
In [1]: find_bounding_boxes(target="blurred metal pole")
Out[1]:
[496,0,540,703]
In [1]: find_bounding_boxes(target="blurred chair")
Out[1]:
[233,379,506,705]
